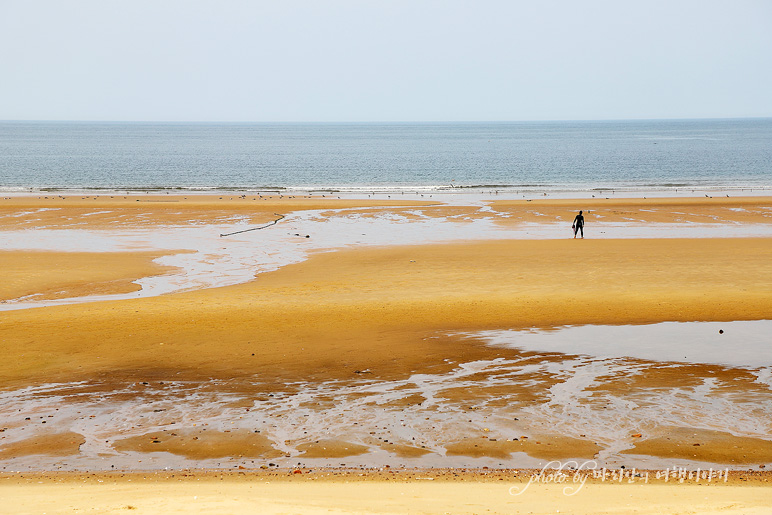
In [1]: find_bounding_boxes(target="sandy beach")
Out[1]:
[2,469,771,515]
[1,193,771,512]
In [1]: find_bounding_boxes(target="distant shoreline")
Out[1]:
[3,116,772,124]
[3,185,772,199]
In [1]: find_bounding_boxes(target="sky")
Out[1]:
[1,0,771,122]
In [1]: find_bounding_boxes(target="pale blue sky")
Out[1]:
[1,0,770,122]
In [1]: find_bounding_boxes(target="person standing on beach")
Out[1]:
[572,210,584,238]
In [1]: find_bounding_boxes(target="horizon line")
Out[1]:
[1,116,771,124]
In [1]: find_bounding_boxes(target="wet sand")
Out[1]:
[0,194,430,231]
[3,193,771,230]
[0,250,177,301]
[1,194,771,510]
[3,236,771,385]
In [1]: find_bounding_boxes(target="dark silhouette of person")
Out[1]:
[572,210,584,239]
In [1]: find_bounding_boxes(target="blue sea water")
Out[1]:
[0,119,770,194]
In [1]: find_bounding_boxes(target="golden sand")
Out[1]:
[445,435,600,460]
[489,196,772,225]
[0,194,430,230]
[112,429,284,461]
[2,236,771,387]
[4,194,770,230]
[1,470,771,515]
[1,196,772,492]
[296,439,371,459]
[0,432,85,460]
[0,250,177,301]
[621,427,772,465]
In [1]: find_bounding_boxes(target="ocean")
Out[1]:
[1,118,770,194]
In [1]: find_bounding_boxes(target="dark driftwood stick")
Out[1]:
[220,214,285,237]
